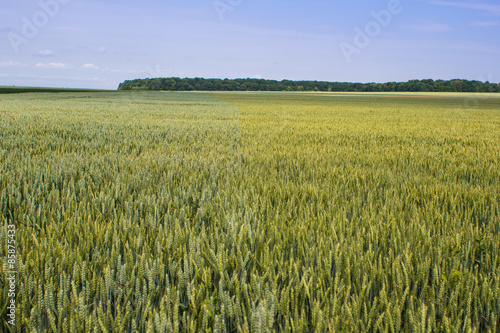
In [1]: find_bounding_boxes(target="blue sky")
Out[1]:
[1,0,499,89]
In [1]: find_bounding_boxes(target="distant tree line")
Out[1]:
[118,78,500,93]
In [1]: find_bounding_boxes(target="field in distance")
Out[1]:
[0,86,111,94]
[0,91,499,332]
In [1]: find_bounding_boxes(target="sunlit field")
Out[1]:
[1,91,499,332]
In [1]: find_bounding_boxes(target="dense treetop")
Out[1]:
[118,77,500,93]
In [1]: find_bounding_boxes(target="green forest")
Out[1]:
[118,77,500,93]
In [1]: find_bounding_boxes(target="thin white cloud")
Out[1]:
[430,1,500,16]
[409,22,453,32]
[35,62,70,69]
[1,73,106,81]
[36,50,54,57]
[109,68,145,74]
[379,37,500,55]
[82,63,99,70]
[407,18,454,32]
[0,61,29,67]
[471,20,500,27]
[54,26,85,32]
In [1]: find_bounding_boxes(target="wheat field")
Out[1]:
[1,91,499,332]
